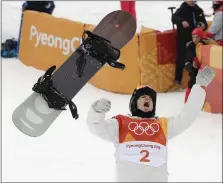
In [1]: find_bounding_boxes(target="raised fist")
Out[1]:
[92,98,111,113]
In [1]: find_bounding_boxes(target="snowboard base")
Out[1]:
[12,93,62,137]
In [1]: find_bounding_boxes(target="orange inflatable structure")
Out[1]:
[196,44,222,114]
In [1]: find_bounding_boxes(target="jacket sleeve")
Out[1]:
[208,12,222,35]
[172,8,185,25]
[167,84,206,140]
[197,9,208,31]
[86,107,119,144]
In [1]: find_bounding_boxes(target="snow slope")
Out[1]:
[2,1,221,182]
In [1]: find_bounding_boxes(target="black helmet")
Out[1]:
[129,85,157,118]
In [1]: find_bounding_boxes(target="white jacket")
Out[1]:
[209,11,222,41]
[86,84,206,182]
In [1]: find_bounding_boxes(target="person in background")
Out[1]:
[22,1,55,14]
[1,38,18,58]
[184,28,207,103]
[86,65,215,182]
[120,0,136,20]
[171,0,208,89]
[205,1,223,46]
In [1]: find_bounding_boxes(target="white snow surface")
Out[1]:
[1,1,222,182]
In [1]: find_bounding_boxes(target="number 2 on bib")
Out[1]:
[140,150,150,162]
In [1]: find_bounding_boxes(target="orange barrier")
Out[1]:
[19,11,84,70]
[139,28,189,92]
[18,11,221,115]
[196,44,222,114]
[82,23,140,94]
[18,11,190,94]
[89,34,140,94]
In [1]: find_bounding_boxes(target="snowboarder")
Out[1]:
[86,66,215,182]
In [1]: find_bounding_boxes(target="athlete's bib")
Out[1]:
[113,115,168,167]
[118,141,167,167]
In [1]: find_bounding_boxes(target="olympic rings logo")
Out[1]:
[128,122,159,136]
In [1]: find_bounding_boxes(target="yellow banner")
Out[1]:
[19,11,84,70]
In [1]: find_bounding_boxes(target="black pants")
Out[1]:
[175,43,186,83]
[175,27,193,84]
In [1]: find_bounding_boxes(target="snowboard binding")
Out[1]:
[32,65,79,119]
[76,30,125,77]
